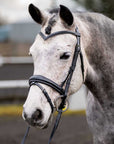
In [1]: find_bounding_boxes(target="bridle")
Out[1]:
[29,27,84,112]
[21,27,84,144]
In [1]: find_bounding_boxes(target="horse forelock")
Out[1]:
[45,14,57,34]
[44,8,60,35]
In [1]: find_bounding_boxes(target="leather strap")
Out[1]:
[48,110,62,144]
[29,75,65,95]
[29,81,54,113]
[39,30,80,41]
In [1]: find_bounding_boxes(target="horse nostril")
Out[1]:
[32,109,43,121]
[23,112,27,120]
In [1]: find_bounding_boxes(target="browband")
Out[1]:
[39,30,80,41]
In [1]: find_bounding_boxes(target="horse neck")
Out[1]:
[75,14,113,104]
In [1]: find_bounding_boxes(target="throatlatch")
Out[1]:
[21,27,84,144]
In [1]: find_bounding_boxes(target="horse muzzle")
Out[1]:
[22,108,50,129]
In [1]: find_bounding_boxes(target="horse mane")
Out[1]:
[49,8,59,14]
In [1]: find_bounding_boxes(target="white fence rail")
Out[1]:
[0,56,31,88]
[0,56,33,66]
[0,80,28,89]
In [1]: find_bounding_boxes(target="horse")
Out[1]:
[22,4,114,144]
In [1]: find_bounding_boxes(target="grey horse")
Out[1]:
[23,4,114,144]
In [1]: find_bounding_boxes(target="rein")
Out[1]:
[21,27,84,144]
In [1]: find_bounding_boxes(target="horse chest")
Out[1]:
[86,91,114,143]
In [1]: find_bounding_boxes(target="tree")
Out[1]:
[74,0,114,19]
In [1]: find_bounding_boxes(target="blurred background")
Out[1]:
[0,0,113,144]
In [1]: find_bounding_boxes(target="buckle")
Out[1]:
[54,96,69,112]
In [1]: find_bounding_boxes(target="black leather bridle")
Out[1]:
[21,27,84,144]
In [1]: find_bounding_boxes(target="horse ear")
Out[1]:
[59,5,74,26]
[28,4,45,24]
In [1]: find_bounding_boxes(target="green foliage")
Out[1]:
[101,0,114,19]
[74,0,114,19]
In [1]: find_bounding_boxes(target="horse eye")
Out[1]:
[60,52,70,60]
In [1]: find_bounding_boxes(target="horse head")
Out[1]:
[22,4,87,129]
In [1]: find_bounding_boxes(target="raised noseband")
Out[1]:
[29,75,65,95]
[29,75,65,113]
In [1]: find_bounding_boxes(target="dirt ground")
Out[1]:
[0,115,93,144]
